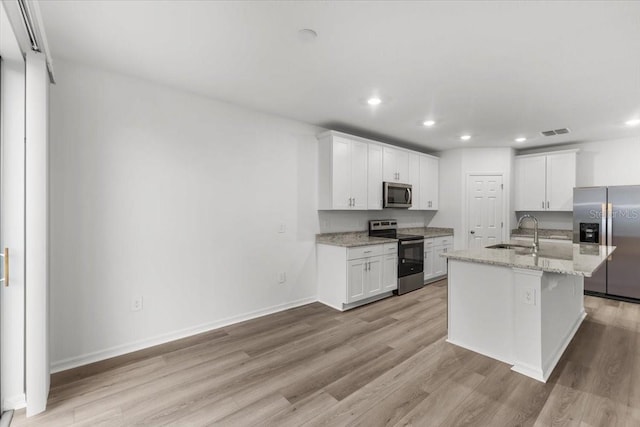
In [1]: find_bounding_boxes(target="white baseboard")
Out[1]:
[541,310,587,379]
[51,296,317,373]
[2,393,26,410]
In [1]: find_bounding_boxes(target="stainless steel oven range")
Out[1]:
[369,220,424,295]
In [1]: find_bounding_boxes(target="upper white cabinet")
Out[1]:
[367,144,383,210]
[408,153,421,210]
[383,146,409,183]
[318,133,368,210]
[318,131,439,211]
[419,155,439,210]
[514,150,577,211]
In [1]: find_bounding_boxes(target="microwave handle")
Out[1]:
[405,188,411,203]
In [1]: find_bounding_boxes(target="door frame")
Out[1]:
[463,172,507,249]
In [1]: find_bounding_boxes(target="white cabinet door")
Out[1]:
[424,243,434,282]
[331,137,352,209]
[433,246,447,277]
[382,254,397,292]
[395,149,409,183]
[347,259,366,303]
[367,144,383,210]
[546,152,576,211]
[408,153,420,210]
[514,156,546,211]
[350,139,368,209]
[366,257,384,297]
[419,155,439,210]
[383,146,398,182]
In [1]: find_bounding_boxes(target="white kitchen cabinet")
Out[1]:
[424,236,453,283]
[408,153,421,210]
[546,152,576,211]
[318,133,368,210]
[317,242,398,311]
[367,143,383,210]
[383,146,409,183]
[423,240,435,282]
[419,155,439,210]
[382,244,398,292]
[514,150,577,212]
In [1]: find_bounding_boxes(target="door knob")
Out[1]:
[470,231,475,234]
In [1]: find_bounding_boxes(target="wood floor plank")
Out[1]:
[11,283,640,427]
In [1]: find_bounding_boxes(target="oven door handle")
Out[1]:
[400,240,424,245]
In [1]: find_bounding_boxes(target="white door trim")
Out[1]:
[464,172,507,249]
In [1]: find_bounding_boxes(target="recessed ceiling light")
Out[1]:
[423,120,436,127]
[297,29,318,42]
[626,118,640,127]
[460,135,471,141]
[367,97,382,106]
[515,137,527,143]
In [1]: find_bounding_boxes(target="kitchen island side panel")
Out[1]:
[447,260,514,364]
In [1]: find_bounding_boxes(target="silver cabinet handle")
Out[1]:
[364,250,372,253]
[470,230,475,234]
[542,201,545,209]
[353,198,356,206]
[547,201,550,209]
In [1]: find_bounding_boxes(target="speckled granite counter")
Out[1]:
[511,228,572,240]
[316,232,397,247]
[442,240,615,277]
[399,227,454,238]
[316,227,452,247]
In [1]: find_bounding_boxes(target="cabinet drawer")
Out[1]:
[383,243,398,254]
[434,236,453,247]
[348,244,384,260]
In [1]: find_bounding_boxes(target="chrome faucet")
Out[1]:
[517,214,539,253]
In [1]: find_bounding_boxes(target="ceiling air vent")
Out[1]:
[541,128,571,136]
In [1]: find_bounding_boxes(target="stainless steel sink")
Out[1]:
[486,243,534,250]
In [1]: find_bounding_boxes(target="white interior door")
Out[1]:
[467,175,504,249]
[25,51,50,417]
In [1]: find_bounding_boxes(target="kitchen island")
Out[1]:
[442,241,615,382]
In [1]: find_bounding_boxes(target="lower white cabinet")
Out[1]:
[424,235,453,283]
[318,242,398,311]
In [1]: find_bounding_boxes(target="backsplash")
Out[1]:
[515,211,572,230]
[318,210,437,233]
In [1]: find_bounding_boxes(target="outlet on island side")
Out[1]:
[131,296,143,312]
[278,272,287,284]
[522,288,536,306]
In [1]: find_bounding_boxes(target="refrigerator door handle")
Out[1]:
[601,203,607,246]
[607,202,613,249]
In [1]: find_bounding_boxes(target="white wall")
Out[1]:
[49,60,322,371]
[319,210,436,233]
[431,148,514,249]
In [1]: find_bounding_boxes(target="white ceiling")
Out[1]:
[39,0,640,152]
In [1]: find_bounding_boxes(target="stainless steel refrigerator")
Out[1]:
[573,186,640,300]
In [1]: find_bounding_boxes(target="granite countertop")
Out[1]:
[442,240,615,277]
[399,227,454,238]
[511,228,572,240]
[316,232,397,247]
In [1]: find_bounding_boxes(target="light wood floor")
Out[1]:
[11,279,640,426]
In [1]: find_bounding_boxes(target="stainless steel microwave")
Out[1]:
[383,182,412,208]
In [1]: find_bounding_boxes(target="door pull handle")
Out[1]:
[0,248,8,287]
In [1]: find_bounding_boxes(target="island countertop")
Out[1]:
[442,241,615,277]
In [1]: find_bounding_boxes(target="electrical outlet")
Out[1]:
[522,288,536,305]
[279,223,286,233]
[131,296,143,312]
[278,272,286,284]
